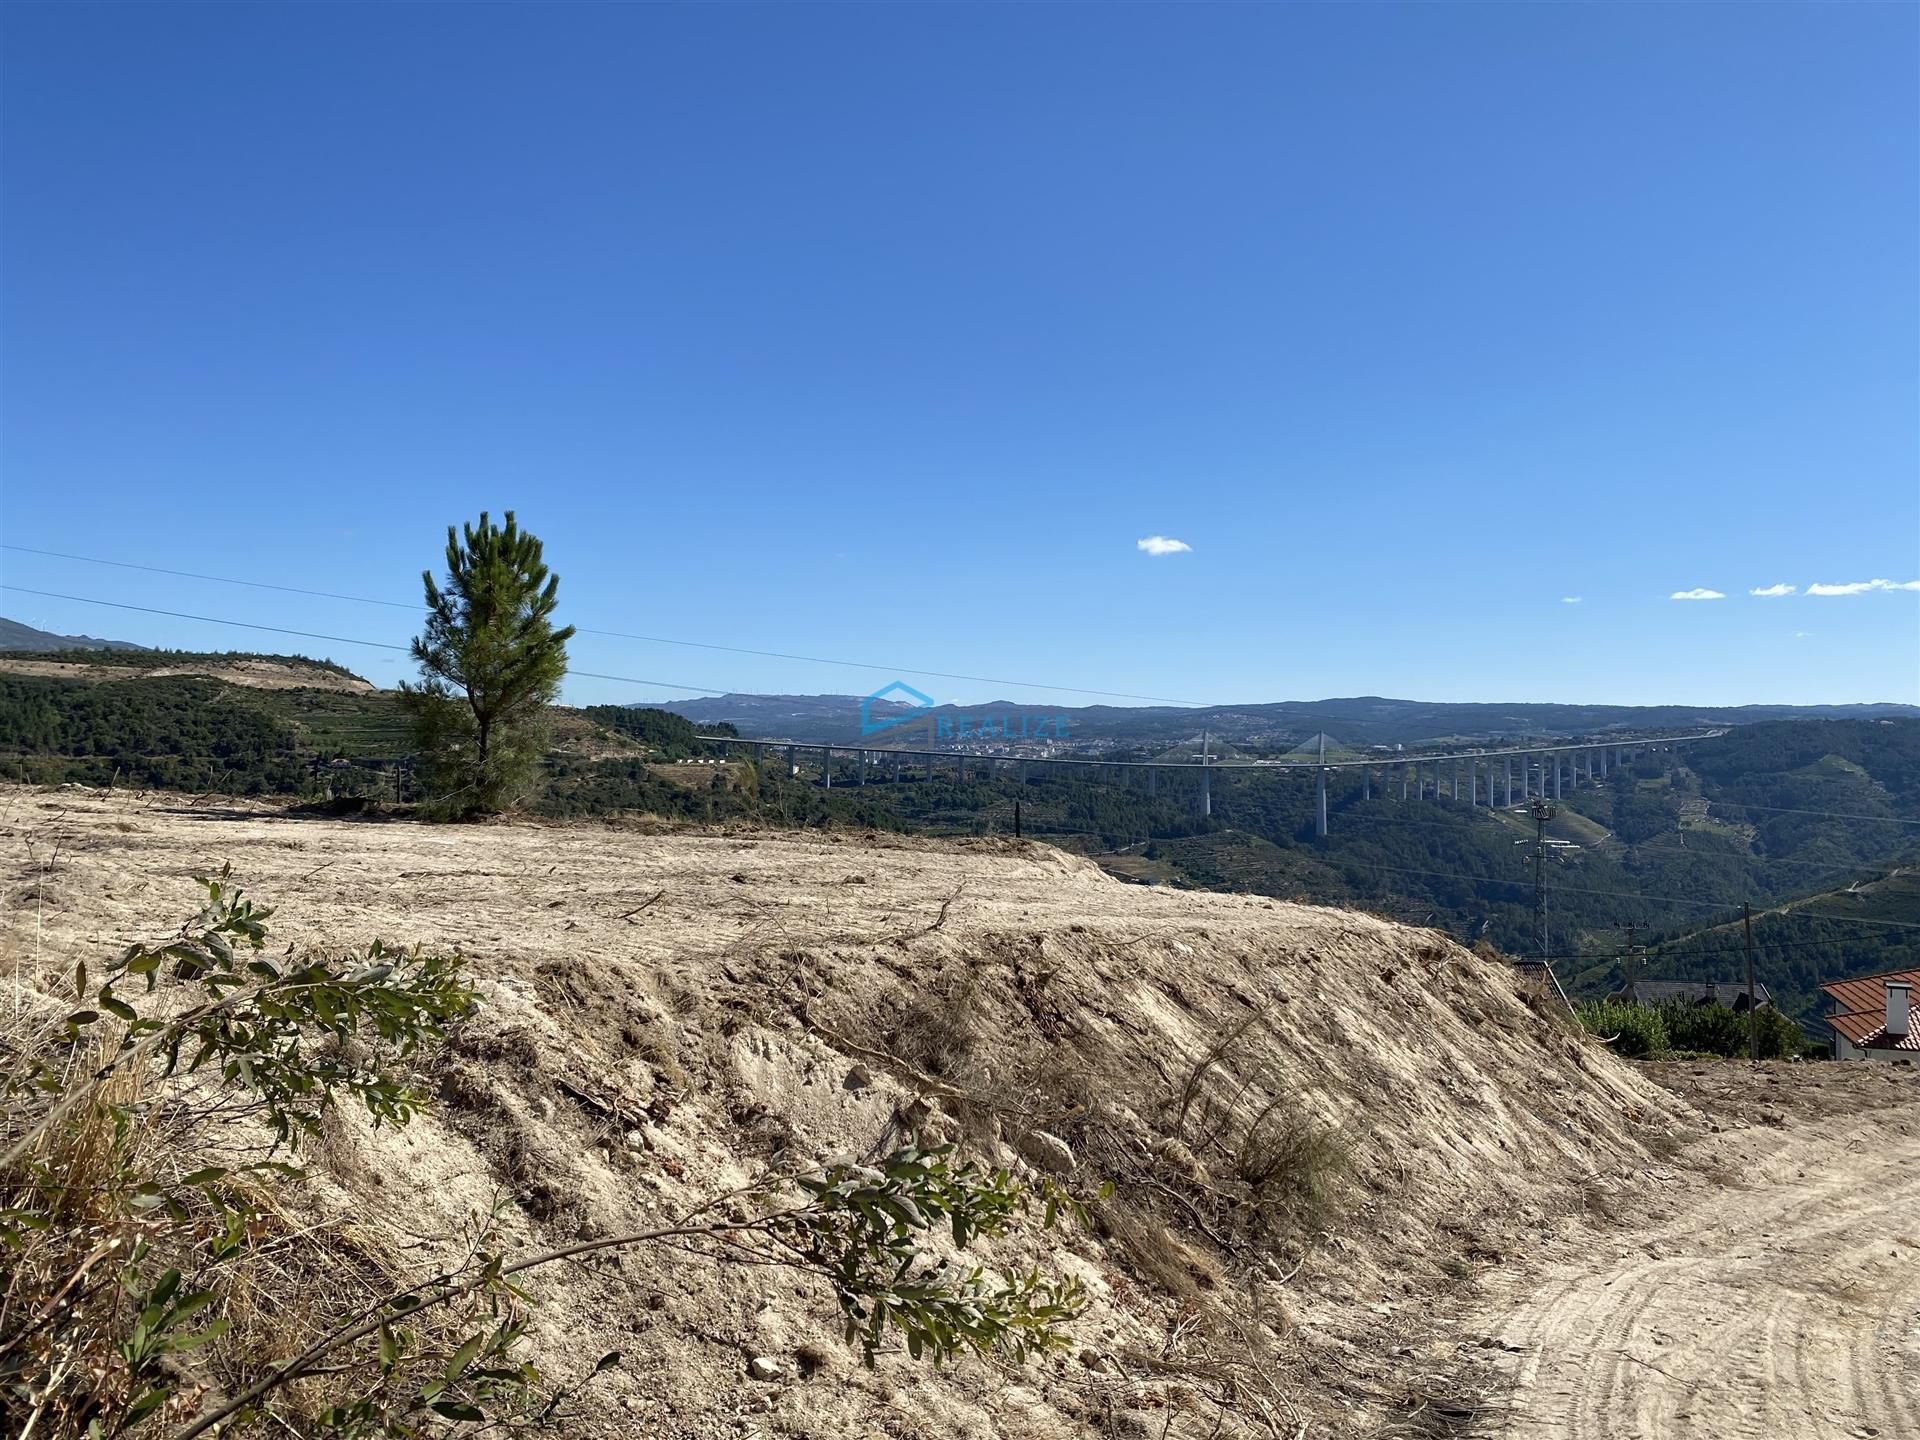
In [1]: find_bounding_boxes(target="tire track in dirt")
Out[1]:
[1478,1113,1920,1439]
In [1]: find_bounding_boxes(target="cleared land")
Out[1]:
[0,652,374,692]
[1472,1065,1919,1440]
[3,786,1914,1438]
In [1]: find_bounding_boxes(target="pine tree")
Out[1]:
[402,511,575,816]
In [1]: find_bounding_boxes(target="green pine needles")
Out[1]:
[402,512,576,817]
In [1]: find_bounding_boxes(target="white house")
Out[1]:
[1822,968,1918,1061]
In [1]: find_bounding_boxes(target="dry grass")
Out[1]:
[1233,1109,1350,1238]
[883,963,984,1079]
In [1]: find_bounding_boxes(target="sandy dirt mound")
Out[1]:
[0,654,373,691]
[2,787,1702,1437]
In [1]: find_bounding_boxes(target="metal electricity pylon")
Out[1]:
[1529,799,1556,961]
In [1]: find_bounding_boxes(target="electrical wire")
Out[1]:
[7,578,1917,935]
[1,544,1203,705]
[0,586,739,697]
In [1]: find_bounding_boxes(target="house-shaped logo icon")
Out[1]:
[860,680,934,736]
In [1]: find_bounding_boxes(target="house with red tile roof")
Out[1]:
[1820,967,1918,1061]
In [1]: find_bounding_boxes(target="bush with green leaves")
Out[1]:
[1658,998,1803,1060]
[1577,997,1804,1061]
[1655,997,1747,1057]
[1575,1000,1670,1058]
[1,870,1088,1440]
[1747,1003,1808,1060]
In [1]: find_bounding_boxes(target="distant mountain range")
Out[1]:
[0,617,146,653]
[652,691,1920,751]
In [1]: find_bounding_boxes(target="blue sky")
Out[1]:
[2,1,1915,709]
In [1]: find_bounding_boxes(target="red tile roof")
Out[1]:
[1821,967,1920,1051]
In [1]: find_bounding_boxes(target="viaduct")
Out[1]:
[694,730,1723,836]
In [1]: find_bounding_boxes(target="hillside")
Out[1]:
[658,691,1920,749]
[5,665,1916,1022]
[0,645,371,691]
[3,786,1707,1437]
[0,670,730,800]
[0,616,146,652]
[1624,866,1920,1030]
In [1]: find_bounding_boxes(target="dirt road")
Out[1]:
[1479,1104,1920,1439]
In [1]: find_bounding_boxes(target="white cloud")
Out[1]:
[1669,588,1726,601]
[1136,536,1191,556]
[1749,583,1796,597]
[1560,596,1583,605]
[1806,578,1920,596]
[1793,631,1812,639]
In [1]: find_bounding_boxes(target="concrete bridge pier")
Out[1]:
[1553,753,1562,799]
[1503,756,1513,807]
[1363,768,1371,801]
[1315,767,1328,837]
[858,751,868,785]
[1599,748,1609,778]
[892,751,902,782]
[1200,763,1212,818]
[786,744,797,777]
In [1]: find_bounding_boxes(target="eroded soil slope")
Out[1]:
[3,788,1696,1437]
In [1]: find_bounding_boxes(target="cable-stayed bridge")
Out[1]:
[694,729,1725,835]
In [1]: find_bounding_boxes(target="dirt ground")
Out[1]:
[1464,1062,1919,1440]
[0,654,373,690]
[3,785,1915,1438]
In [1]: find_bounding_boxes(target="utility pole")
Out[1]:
[1621,922,1647,996]
[1744,902,1758,1063]
[1529,799,1555,960]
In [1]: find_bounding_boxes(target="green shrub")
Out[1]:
[1654,999,1803,1060]
[1575,1000,1669,1058]
[1578,997,1805,1061]
[1747,1004,1805,1060]
[1657,998,1746,1056]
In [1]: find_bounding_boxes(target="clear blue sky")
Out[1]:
[3,2,1915,710]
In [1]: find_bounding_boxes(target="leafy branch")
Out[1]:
[3,873,1089,1440]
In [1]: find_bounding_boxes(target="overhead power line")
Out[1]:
[1,542,1202,705]
[0,587,738,697]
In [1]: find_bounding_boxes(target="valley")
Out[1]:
[3,649,1917,1031]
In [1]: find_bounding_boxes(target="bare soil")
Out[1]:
[0,655,373,691]
[4,786,1913,1438]
[1465,1062,1919,1440]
